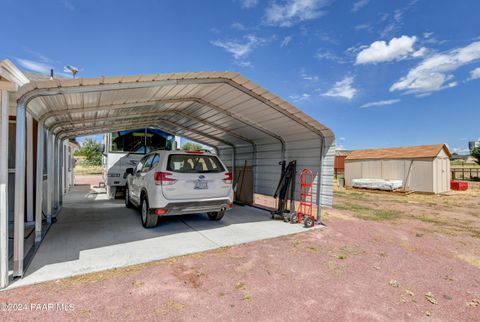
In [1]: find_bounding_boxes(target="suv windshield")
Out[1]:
[167,154,225,173]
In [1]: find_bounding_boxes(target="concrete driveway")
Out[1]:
[11,184,308,288]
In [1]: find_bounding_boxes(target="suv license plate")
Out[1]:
[194,180,208,190]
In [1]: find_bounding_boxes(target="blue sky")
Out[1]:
[2,0,480,153]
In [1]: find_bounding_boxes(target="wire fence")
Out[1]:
[451,167,480,180]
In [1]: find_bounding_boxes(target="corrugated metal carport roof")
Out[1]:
[17,72,334,146]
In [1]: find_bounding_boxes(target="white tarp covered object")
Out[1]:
[352,178,403,191]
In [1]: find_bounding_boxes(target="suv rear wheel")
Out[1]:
[125,185,133,208]
[207,209,225,221]
[141,196,158,228]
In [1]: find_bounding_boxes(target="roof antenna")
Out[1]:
[50,69,54,80]
[64,65,79,78]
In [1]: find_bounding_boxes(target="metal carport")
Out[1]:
[0,66,335,288]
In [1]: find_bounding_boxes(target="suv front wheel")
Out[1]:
[207,209,225,221]
[141,196,159,228]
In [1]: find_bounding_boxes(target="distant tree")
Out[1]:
[181,142,203,151]
[75,138,102,166]
[471,147,480,165]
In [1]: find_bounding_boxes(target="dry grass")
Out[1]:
[333,186,480,237]
[333,202,403,221]
[457,255,480,268]
[450,163,480,168]
[74,164,103,175]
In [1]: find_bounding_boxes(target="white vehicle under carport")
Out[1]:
[125,150,234,228]
[102,128,175,199]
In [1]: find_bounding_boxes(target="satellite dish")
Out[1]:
[64,65,79,78]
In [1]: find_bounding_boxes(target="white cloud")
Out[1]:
[301,72,318,82]
[322,76,357,100]
[16,58,52,74]
[352,0,369,12]
[265,0,329,27]
[211,35,267,66]
[361,99,400,108]
[423,32,433,39]
[235,60,254,68]
[380,9,404,38]
[469,67,480,80]
[64,0,75,11]
[422,31,446,45]
[356,35,418,64]
[355,23,372,32]
[379,1,419,38]
[230,22,246,31]
[339,137,346,141]
[412,47,427,57]
[289,93,311,102]
[280,36,292,47]
[315,50,346,63]
[239,0,258,9]
[390,41,480,94]
[452,147,471,155]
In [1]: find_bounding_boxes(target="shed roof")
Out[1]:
[346,144,451,161]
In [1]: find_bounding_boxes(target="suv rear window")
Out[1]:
[167,154,226,173]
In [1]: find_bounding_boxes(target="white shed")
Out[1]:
[345,144,451,194]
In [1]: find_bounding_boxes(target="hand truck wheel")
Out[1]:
[304,216,314,228]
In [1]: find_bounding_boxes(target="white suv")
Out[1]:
[124,150,233,228]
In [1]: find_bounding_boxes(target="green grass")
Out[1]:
[334,203,370,212]
[358,209,402,221]
[334,202,403,221]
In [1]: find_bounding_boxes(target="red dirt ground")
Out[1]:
[1,181,479,321]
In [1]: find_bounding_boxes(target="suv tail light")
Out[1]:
[155,209,168,215]
[154,171,177,185]
[223,172,233,184]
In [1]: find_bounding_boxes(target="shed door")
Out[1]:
[438,158,448,193]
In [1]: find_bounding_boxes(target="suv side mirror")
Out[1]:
[125,168,134,176]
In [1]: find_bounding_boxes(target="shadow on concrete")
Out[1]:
[18,183,299,286]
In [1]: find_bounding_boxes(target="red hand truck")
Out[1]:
[297,168,315,228]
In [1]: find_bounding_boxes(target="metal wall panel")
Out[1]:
[410,160,433,192]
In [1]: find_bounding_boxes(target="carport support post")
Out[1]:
[53,137,59,210]
[316,136,325,225]
[26,113,34,222]
[46,129,53,223]
[35,122,45,242]
[59,140,64,206]
[0,89,10,287]
[232,147,236,183]
[56,137,60,208]
[13,103,27,278]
